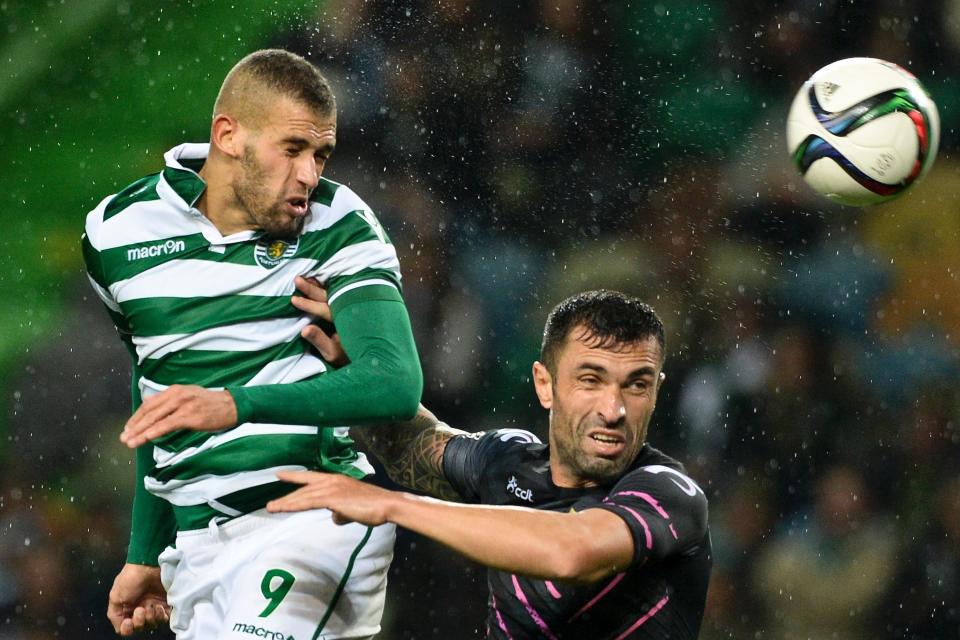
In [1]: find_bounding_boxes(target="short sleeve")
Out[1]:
[588,463,709,566]
[442,429,540,502]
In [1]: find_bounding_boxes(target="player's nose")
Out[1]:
[597,387,626,425]
[296,156,320,190]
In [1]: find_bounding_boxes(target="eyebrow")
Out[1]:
[576,363,657,378]
[281,137,336,155]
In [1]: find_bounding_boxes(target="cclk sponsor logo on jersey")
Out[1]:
[126,239,185,261]
[232,622,294,639]
[506,475,534,502]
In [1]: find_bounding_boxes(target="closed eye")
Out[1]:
[626,378,653,394]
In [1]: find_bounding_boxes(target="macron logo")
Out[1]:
[506,475,534,502]
[232,622,294,639]
[127,239,185,261]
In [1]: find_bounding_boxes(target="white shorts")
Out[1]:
[158,508,395,640]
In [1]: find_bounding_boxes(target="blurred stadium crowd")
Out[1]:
[3,1,960,638]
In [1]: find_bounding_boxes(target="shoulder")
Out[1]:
[104,173,164,220]
[442,428,544,499]
[608,449,709,518]
[448,428,542,456]
[306,178,378,230]
[85,173,161,234]
[84,171,184,252]
[310,176,361,208]
[622,464,707,502]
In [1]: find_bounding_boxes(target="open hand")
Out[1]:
[268,471,396,526]
[121,385,237,448]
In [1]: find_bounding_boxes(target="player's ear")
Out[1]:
[653,371,666,402]
[532,361,553,410]
[211,113,243,159]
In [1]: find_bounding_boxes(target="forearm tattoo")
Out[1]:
[352,410,464,501]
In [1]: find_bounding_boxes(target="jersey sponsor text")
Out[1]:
[232,622,294,639]
[127,239,185,260]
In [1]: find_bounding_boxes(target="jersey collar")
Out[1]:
[158,143,259,245]
[160,143,208,209]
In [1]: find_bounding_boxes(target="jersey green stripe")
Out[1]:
[153,424,227,453]
[151,433,318,483]
[171,481,298,531]
[299,209,392,264]
[327,269,403,301]
[103,173,162,221]
[149,426,363,477]
[318,431,363,473]
[82,232,109,289]
[162,166,205,207]
[122,295,298,337]
[310,177,340,207]
[98,233,209,282]
[140,336,312,387]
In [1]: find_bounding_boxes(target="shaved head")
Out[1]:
[214,49,336,128]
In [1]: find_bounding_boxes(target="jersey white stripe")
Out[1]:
[327,278,398,305]
[308,240,401,282]
[87,274,121,312]
[134,317,310,361]
[244,353,328,386]
[83,199,112,249]
[110,257,316,303]
[153,423,320,468]
[137,351,326,392]
[96,200,198,250]
[144,465,307,506]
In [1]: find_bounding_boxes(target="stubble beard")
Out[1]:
[551,399,637,485]
[235,146,304,241]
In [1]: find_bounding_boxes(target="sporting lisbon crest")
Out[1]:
[254,238,299,269]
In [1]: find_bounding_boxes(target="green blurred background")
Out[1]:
[0,0,316,455]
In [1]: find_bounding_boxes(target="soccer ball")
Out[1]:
[786,57,940,206]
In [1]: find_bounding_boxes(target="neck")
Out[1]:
[549,464,599,489]
[197,158,252,236]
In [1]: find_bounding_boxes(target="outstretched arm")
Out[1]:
[267,472,635,584]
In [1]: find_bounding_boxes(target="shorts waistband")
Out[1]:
[174,506,335,550]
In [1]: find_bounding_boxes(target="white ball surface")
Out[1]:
[786,57,939,206]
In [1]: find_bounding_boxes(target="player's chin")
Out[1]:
[263,216,304,240]
[578,455,629,483]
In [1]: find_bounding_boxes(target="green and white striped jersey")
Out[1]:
[82,143,402,529]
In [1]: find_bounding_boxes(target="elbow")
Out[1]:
[391,374,422,420]
[391,359,423,419]
[548,545,617,585]
[369,359,422,420]
[550,536,630,584]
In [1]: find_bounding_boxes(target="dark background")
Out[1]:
[1,1,959,638]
